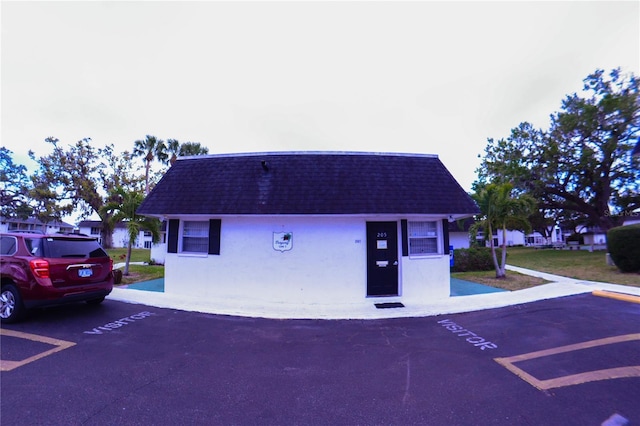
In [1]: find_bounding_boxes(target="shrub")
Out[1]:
[607,224,640,272]
[451,247,503,272]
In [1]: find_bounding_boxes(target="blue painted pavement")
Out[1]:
[450,277,507,297]
[121,277,505,297]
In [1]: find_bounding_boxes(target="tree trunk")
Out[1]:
[144,161,151,195]
[100,227,113,249]
[124,241,133,276]
[99,215,115,249]
[498,225,508,278]
[488,225,502,278]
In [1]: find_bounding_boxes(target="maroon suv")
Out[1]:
[0,231,114,323]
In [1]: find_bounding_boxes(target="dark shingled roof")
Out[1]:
[137,152,479,216]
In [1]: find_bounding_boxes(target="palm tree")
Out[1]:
[166,139,181,166]
[133,135,168,194]
[179,142,209,157]
[165,140,210,166]
[100,187,160,276]
[471,183,536,278]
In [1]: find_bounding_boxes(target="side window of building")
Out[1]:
[407,221,439,256]
[167,219,221,255]
[0,236,18,255]
[182,221,209,253]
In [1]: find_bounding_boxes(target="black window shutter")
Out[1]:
[401,219,408,257]
[442,219,450,254]
[167,219,179,253]
[208,219,221,255]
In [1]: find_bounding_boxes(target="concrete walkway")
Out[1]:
[107,264,640,320]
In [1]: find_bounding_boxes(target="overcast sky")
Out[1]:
[2,1,639,198]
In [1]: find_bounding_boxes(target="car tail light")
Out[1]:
[110,257,114,271]
[30,259,50,279]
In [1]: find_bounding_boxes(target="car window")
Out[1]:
[25,238,43,256]
[0,236,18,255]
[42,238,109,258]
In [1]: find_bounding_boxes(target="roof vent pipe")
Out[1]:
[261,160,269,171]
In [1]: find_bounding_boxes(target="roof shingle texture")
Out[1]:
[137,152,479,216]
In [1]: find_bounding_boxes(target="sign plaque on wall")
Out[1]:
[273,232,293,252]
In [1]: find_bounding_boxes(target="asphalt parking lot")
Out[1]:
[2,293,639,425]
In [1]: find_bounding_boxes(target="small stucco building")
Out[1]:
[137,152,479,307]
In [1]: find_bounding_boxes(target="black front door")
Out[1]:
[366,221,399,296]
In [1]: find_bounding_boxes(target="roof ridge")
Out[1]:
[177,151,439,161]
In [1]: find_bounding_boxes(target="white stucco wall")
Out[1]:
[164,215,451,305]
[401,254,450,301]
[150,242,166,264]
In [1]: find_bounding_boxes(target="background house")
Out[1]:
[448,218,482,249]
[448,218,564,249]
[138,151,479,307]
[0,216,74,234]
[77,220,156,249]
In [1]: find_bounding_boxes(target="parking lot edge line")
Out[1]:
[1,328,76,347]
[496,333,640,363]
[539,366,640,390]
[592,290,640,305]
[494,333,640,391]
[0,329,76,372]
[494,357,546,390]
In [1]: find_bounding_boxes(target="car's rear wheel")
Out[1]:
[86,296,106,305]
[0,284,25,323]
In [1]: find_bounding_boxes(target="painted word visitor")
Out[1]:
[437,318,497,350]
[84,311,156,335]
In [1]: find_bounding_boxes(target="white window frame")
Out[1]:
[180,220,209,254]
[407,220,441,257]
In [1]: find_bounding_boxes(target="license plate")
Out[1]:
[78,269,93,278]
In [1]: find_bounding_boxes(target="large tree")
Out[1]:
[0,147,32,219]
[478,69,640,232]
[471,183,536,278]
[100,187,160,275]
[29,137,143,247]
[133,135,167,194]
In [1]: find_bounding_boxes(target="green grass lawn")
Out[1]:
[506,246,639,287]
[107,248,163,285]
[454,246,639,290]
[108,248,152,264]
[451,270,550,291]
[117,264,165,285]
